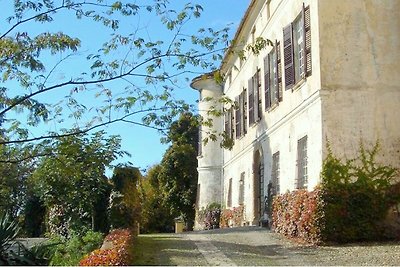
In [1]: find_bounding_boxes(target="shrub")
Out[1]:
[50,231,104,266]
[79,229,133,266]
[220,209,233,228]
[272,189,322,244]
[320,142,399,243]
[196,203,221,230]
[272,142,400,244]
[220,206,245,228]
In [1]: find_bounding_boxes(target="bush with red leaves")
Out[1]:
[79,229,133,266]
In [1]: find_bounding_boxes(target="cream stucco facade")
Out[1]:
[191,0,400,229]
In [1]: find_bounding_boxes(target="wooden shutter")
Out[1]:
[248,78,254,125]
[253,74,259,122]
[224,111,229,137]
[276,41,283,102]
[283,23,294,89]
[264,55,271,110]
[235,96,241,138]
[230,107,234,139]
[303,4,312,77]
[243,89,247,134]
[256,68,262,120]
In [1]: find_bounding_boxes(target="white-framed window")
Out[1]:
[293,14,305,81]
[271,151,280,195]
[283,4,312,90]
[264,41,282,110]
[296,136,308,189]
[227,178,233,207]
[239,172,245,205]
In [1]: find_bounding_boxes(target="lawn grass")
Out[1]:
[131,234,207,266]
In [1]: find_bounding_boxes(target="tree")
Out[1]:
[0,0,230,163]
[0,142,33,216]
[109,165,141,230]
[30,131,124,236]
[158,112,199,230]
[139,164,175,233]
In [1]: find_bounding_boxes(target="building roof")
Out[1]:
[220,0,257,74]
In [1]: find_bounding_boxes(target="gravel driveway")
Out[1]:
[133,226,400,266]
[184,226,400,266]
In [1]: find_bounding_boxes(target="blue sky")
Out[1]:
[112,1,251,172]
[2,1,250,174]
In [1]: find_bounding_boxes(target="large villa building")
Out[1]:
[190,0,400,229]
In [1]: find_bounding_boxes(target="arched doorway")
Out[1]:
[253,149,264,225]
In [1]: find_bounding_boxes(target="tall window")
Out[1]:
[296,136,308,189]
[271,151,280,195]
[283,4,311,90]
[235,96,241,139]
[248,77,254,125]
[224,107,234,140]
[241,89,248,135]
[256,69,262,119]
[239,172,245,205]
[293,13,304,82]
[227,178,233,207]
[264,41,282,110]
[248,69,262,126]
[234,88,247,139]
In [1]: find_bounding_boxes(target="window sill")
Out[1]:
[266,102,279,113]
[249,120,261,129]
[292,77,306,92]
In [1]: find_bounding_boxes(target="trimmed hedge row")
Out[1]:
[79,229,133,266]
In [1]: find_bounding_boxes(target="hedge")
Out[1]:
[272,142,400,244]
[79,229,133,266]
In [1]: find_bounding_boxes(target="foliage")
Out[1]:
[109,166,141,230]
[93,181,112,234]
[220,209,232,228]
[23,193,46,237]
[157,112,199,230]
[138,165,175,233]
[30,131,123,236]
[272,142,400,244]
[0,0,231,164]
[272,189,322,245]
[50,230,104,266]
[79,229,133,266]
[220,206,245,228]
[319,142,399,243]
[0,212,20,264]
[0,143,33,217]
[0,212,56,265]
[196,203,221,230]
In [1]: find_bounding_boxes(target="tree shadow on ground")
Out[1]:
[206,240,328,266]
